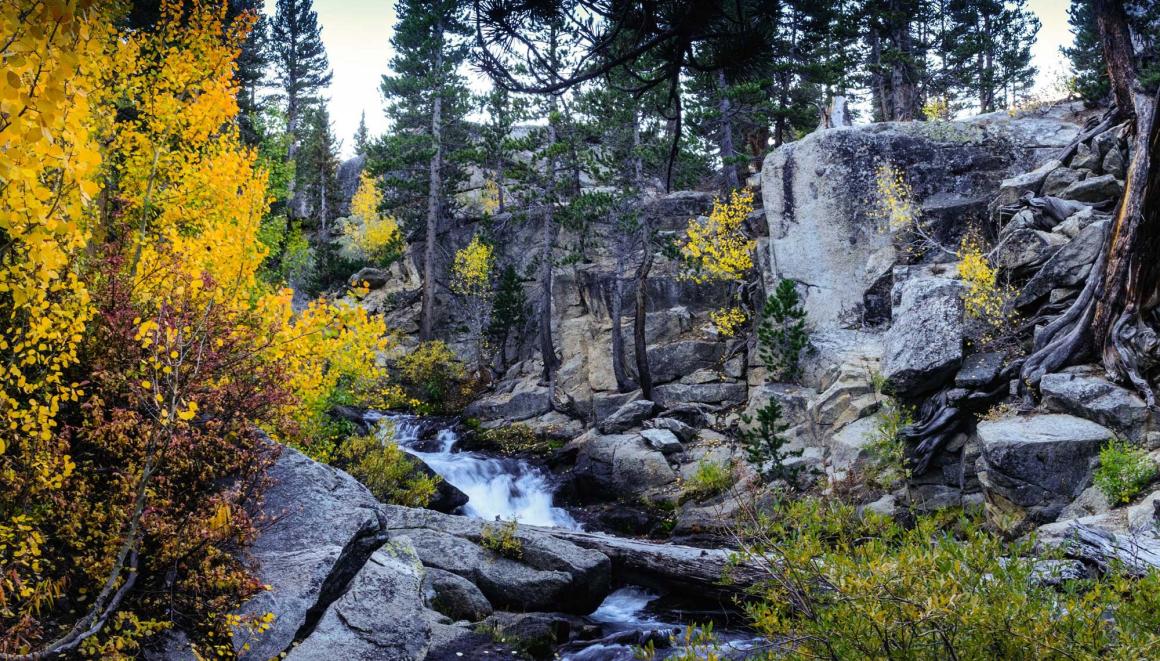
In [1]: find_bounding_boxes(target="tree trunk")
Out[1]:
[610,257,631,392]
[631,107,643,190]
[420,28,444,342]
[1023,0,1160,406]
[539,118,561,385]
[716,69,740,192]
[634,217,654,400]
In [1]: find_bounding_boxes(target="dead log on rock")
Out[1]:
[1061,523,1160,576]
[539,527,766,602]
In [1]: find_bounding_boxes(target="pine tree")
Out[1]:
[353,110,370,156]
[377,0,471,341]
[229,0,268,146]
[865,0,927,121]
[269,0,332,158]
[945,0,1039,113]
[296,104,342,237]
[1064,0,1160,105]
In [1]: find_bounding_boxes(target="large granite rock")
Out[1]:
[653,382,747,407]
[233,446,390,660]
[646,340,725,385]
[598,398,655,433]
[381,506,611,614]
[1040,370,1151,442]
[463,380,552,422]
[977,414,1113,531]
[882,269,964,398]
[569,431,678,499]
[287,541,431,661]
[762,113,1079,328]
[422,567,493,622]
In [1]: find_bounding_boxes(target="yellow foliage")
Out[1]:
[680,188,756,284]
[872,164,918,232]
[339,172,401,263]
[451,234,494,298]
[922,97,951,121]
[481,178,501,215]
[709,306,748,337]
[958,235,1013,323]
[0,0,111,629]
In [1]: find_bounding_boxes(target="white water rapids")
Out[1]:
[367,412,579,528]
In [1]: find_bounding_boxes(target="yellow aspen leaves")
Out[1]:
[680,188,757,284]
[451,234,494,298]
[339,172,402,263]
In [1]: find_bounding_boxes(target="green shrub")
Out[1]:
[480,519,523,559]
[475,423,556,455]
[394,340,470,413]
[739,398,803,484]
[757,279,810,381]
[734,496,1160,659]
[864,399,913,489]
[335,433,439,507]
[681,460,733,503]
[1095,438,1157,504]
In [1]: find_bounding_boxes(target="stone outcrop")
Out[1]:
[763,112,1080,328]
[233,446,393,660]
[881,266,964,398]
[1040,369,1152,442]
[977,414,1113,532]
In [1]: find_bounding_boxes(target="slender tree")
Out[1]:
[269,0,332,161]
[353,110,370,156]
[379,0,471,341]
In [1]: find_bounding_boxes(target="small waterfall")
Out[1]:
[366,412,579,529]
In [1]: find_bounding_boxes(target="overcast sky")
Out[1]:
[264,0,1077,158]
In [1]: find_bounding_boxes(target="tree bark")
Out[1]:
[634,217,654,400]
[419,24,444,342]
[610,259,631,392]
[1023,0,1160,406]
[539,117,561,385]
[715,69,740,192]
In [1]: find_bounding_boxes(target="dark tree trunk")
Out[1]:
[1023,0,1160,406]
[539,119,561,386]
[716,69,740,192]
[633,218,654,400]
[420,25,444,342]
[610,263,632,392]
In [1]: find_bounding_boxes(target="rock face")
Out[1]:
[381,506,611,615]
[569,431,678,499]
[233,446,391,661]
[422,568,493,622]
[882,268,964,398]
[1041,370,1152,442]
[762,114,1079,328]
[598,399,655,433]
[287,542,431,660]
[977,415,1113,530]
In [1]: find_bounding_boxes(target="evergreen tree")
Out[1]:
[229,0,269,146]
[476,88,531,213]
[945,0,1039,113]
[296,104,342,237]
[865,0,927,121]
[376,0,471,341]
[269,0,332,157]
[1064,0,1160,105]
[353,110,370,156]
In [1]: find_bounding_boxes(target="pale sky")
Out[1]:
[262,1,1076,158]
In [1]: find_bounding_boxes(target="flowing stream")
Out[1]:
[366,412,759,659]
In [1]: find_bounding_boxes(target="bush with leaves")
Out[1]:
[758,279,810,381]
[334,431,439,507]
[734,496,1160,660]
[681,460,734,503]
[394,340,471,413]
[1095,438,1158,504]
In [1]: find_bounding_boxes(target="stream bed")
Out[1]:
[366,412,763,659]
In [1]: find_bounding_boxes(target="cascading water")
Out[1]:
[365,412,762,659]
[366,412,579,529]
